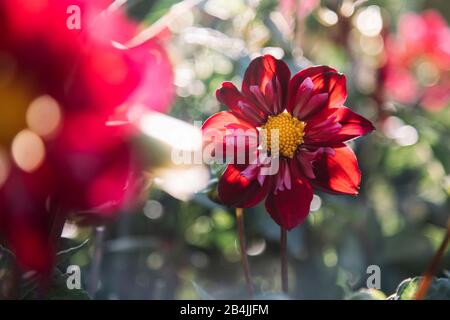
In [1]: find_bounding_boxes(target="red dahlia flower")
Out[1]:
[202,55,374,230]
[0,0,173,275]
[382,10,450,111]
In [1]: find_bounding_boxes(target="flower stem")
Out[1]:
[88,225,106,298]
[415,217,450,300]
[281,227,288,294]
[3,262,20,300]
[235,208,253,298]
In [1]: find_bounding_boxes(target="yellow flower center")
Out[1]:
[260,112,305,158]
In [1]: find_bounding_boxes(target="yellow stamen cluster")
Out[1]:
[260,112,305,158]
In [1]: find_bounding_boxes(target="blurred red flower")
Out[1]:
[0,0,173,275]
[202,55,374,230]
[382,10,450,111]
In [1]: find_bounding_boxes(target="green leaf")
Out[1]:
[210,162,227,178]
[0,245,14,269]
[45,274,90,300]
[389,277,450,300]
[143,0,181,25]
[126,0,158,21]
[22,269,90,300]
[0,245,18,299]
[192,281,214,300]
[56,238,89,266]
[347,288,386,300]
[256,0,278,18]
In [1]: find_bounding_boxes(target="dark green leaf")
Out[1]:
[347,289,386,300]
[389,277,450,300]
[56,238,89,266]
[22,269,90,300]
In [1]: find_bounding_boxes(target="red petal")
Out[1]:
[86,152,138,214]
[305,107,375,146]
[311,144,361,195]
[125,41,174,114]
[0,167,57,275]
[312,72,347,108]
[218,164,270,208]
[288,66,347,119]
[332,107,375,140]
[242,55,291,114]
[295,92,329,120]
[264,163,313,230]
[202,111,255,133]
[216,82,266,126]
[6,217,55,275]
[202,111,258,163]
[288,66,336,107]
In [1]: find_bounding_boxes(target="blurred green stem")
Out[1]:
[38,201,68,298]
[3,262,20,300]
[236,208,253,298]
[415,217,450,300]
[281,227,288,294]
[88,225,106,298]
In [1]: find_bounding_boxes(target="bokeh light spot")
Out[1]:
[246,239,266,256]
[416,61,440,87]
[26,95,62,138]
[395,125,419,146]
[310,195,322,212]
[318,8,338,26]
[147,252,164,270]
[323,247,338,267]
[355,6,383,37]
[340,0,355,18]
[11,129,46,172]
[143,200,164,220]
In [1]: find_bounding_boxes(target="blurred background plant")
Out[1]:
[2,0,449,300]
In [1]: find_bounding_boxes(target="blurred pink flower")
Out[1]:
[279,0,319,21]
[0,0,173,275]
[382,10,450,110]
